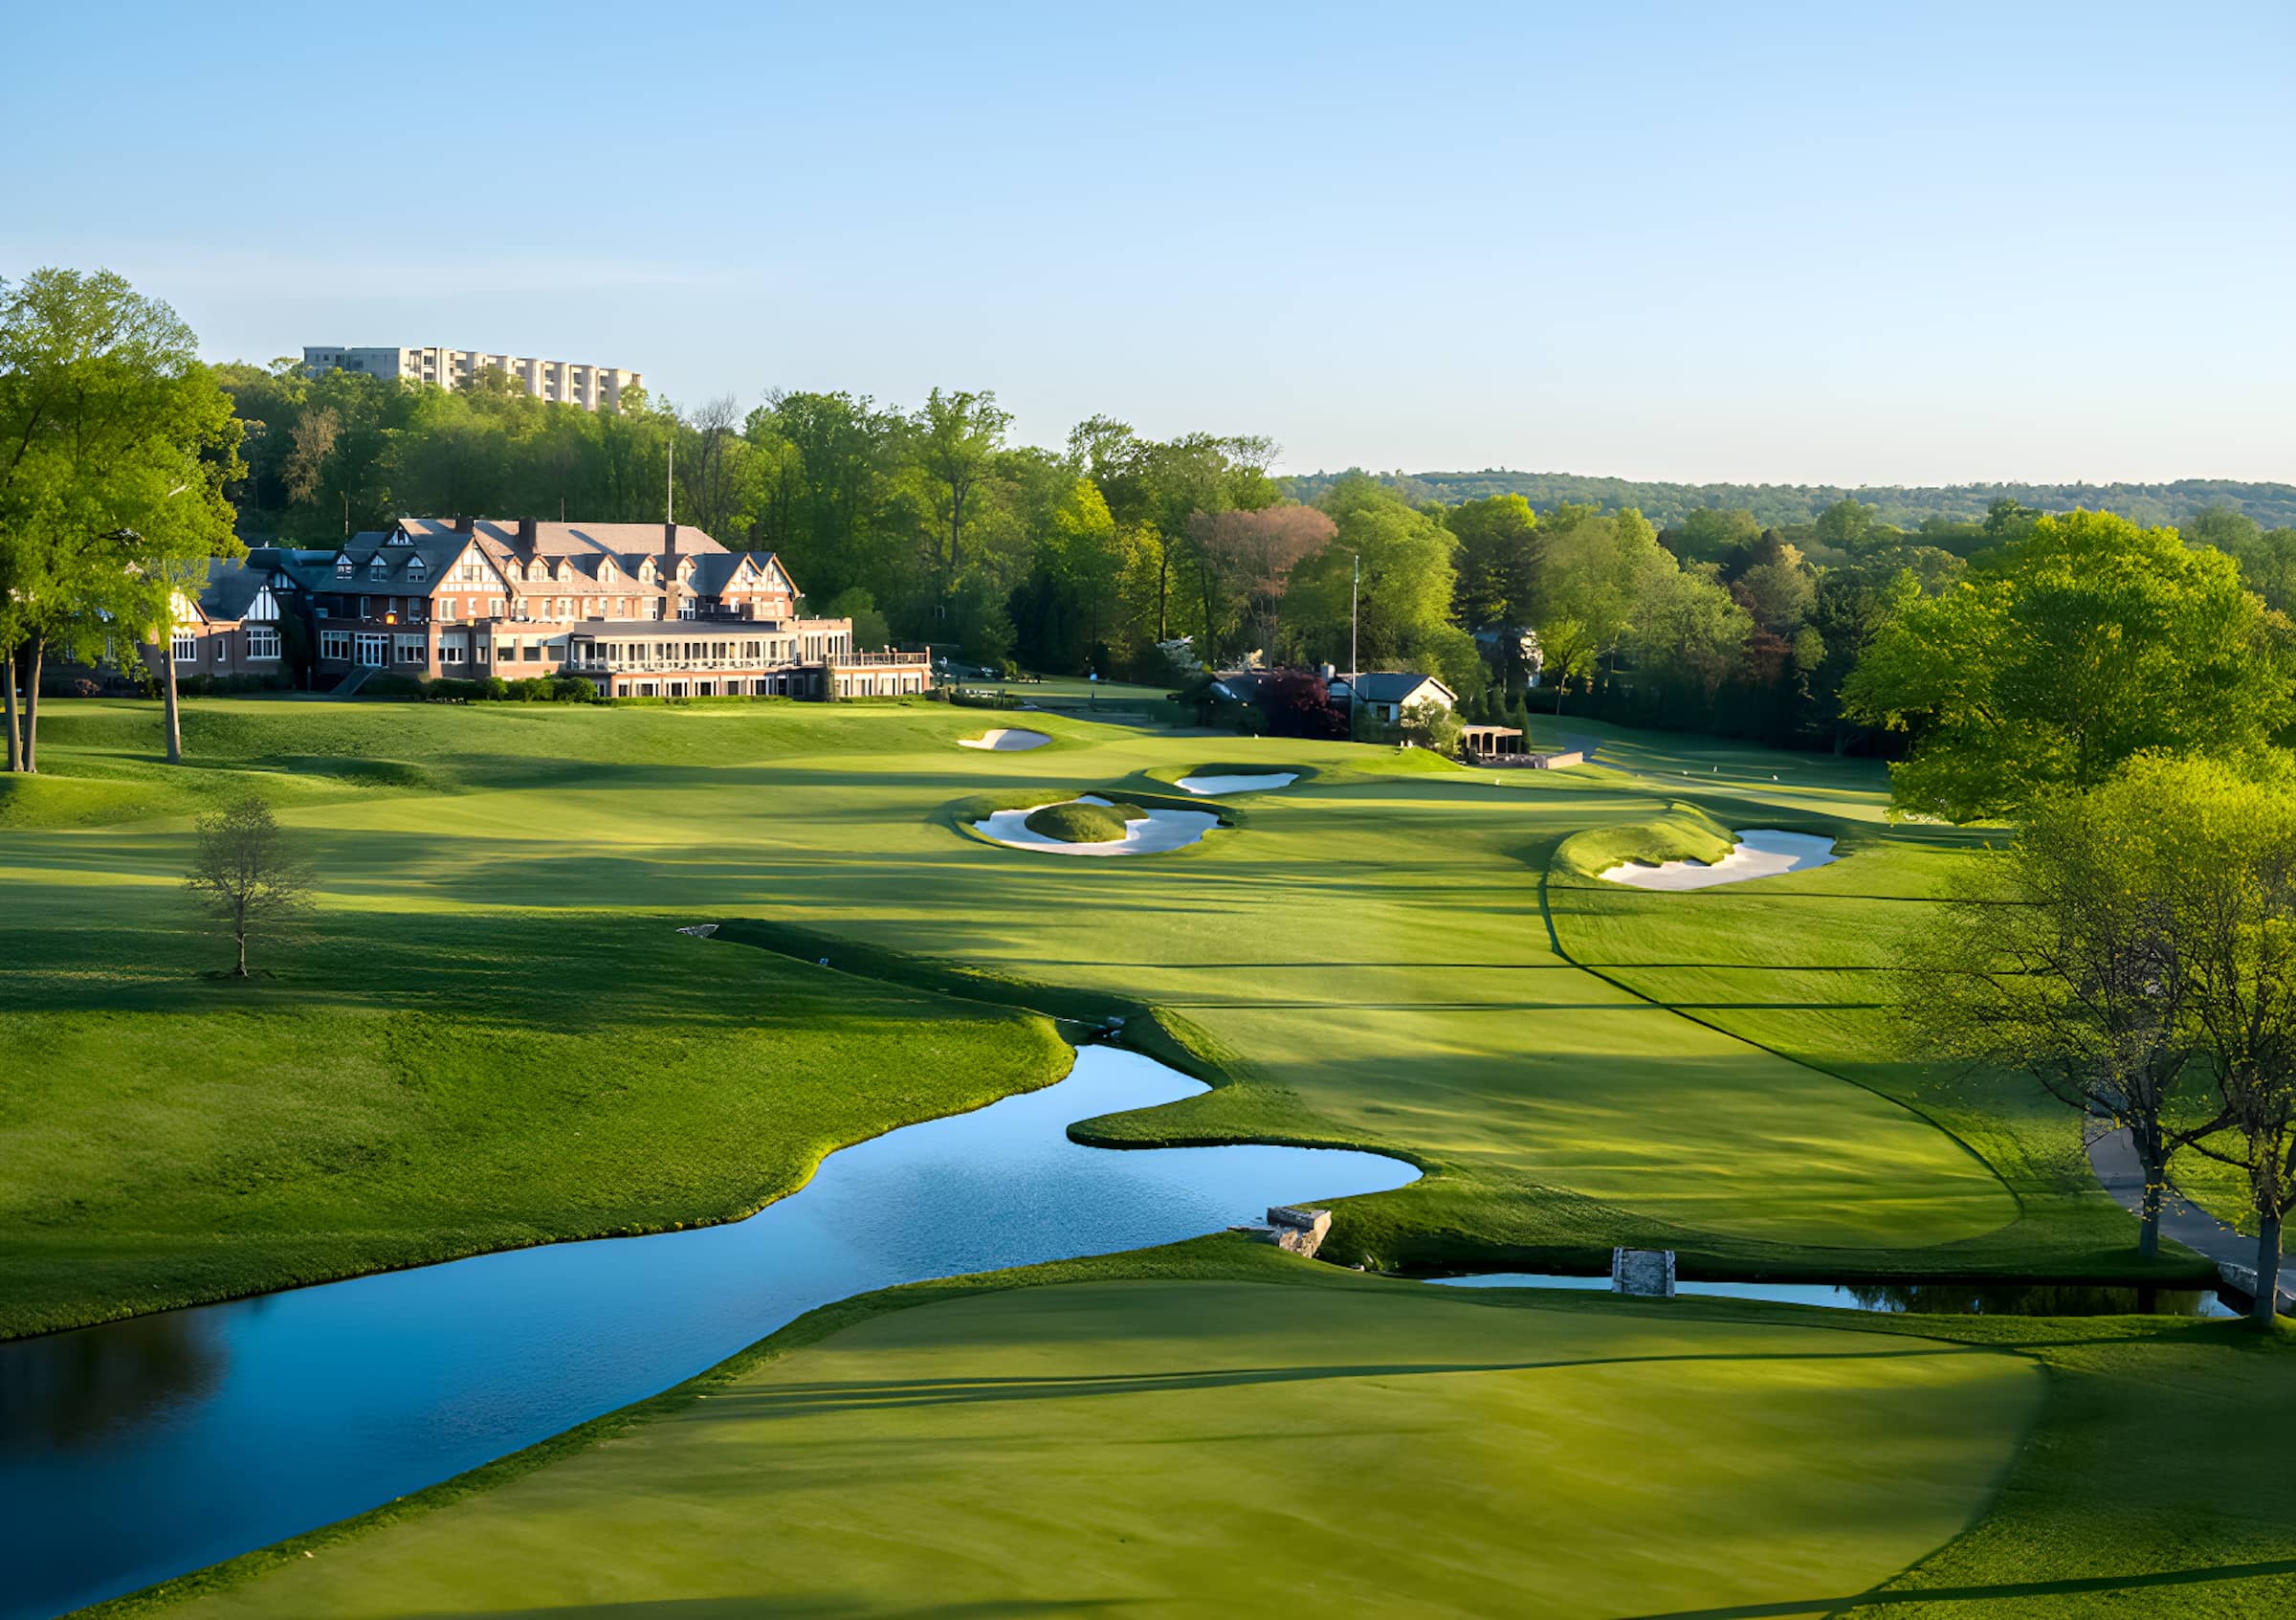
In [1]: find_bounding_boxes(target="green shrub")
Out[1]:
[1023,800,1142,843]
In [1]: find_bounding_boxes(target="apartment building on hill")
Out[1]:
[302,347,642,411]
[105,519,929,700]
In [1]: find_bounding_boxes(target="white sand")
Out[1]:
[1176,772,1298,795]
[1600,829,1839,890]
[957,728,1050,751]
[971,794,1221,857]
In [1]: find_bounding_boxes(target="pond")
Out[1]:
[0,1047,1417,1620]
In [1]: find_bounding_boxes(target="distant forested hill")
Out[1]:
[1279,470,2296,530]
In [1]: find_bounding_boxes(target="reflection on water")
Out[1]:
[0,1046,1417,1620]
[1843,1281,2227,1317]
[1429,1272,2239,1319]
[0,1311,227,1454]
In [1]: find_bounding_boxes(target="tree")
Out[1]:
[1286,477,1463,677]
[2164,758,2296,1322]
[1904,765,2215,1259]
[914,388,1012,596]
[0,268,244,773]
[1628,569,1753,704]
[1446,494,1539,628]
[1253,667,1347,740]
[1842,511,2294,822]
[1187,505,1335,664]
[1529,506,1672,697]
[1398,697,1463,754]
[1666,507,1762,566]
[184,795,314,977]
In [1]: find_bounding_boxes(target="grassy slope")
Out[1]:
[0,714,1071,1337]
[4,697,2173,1346]
[104,1240,2050,1620]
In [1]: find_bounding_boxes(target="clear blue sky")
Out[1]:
[6,1,2290,485]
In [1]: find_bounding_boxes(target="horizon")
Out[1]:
[7,1,2291,486]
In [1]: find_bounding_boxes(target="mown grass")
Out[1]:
[0,899,1068,1340]
[13,697,2281,1618]
[1022,798,1139,841]
[88,1237,2296,1620]
[3,696,2184,1348]
[90,1239,2047,1620]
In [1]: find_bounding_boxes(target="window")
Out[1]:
[522,642,542,662]
[477,641,490,664]
[387,530,411,545]
[488,597,505,617]
[335,556,353,578]
[407,600,426,624]
[614,597,629,617]
[172,630,196,663]
[439,598,457,622]
[357,596,370,619]
[677,600,695,620]
[355,633,387,668]
[406,557,426,578]
[441,642,466,665]
[321,631,350,661]
[245,627,280,660]
[394,634,425,663]
[647,598,663,619]
[369,558,387,579]
[557,596,571,618]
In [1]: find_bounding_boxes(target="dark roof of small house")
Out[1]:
[1343,671,1453,703]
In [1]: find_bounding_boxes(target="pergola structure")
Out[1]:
[1461,724,1527,764]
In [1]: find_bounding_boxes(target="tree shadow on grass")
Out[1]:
[405,1599,1135,1619]
[1619,1557,2296,1617]
[693,1344,1998,1421]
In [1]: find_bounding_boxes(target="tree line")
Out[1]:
[1287,468,2296,531]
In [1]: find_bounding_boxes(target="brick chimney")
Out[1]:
[519,518,539,545]
[451,515,474,533]
[664,522,678,555]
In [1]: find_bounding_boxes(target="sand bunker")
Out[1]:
[1176,772,1298,795]
[958,728,1050,751]
[1600,829,1839,890]
[972,794,1221,856]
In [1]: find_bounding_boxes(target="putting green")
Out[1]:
[149,1272,2043,1620]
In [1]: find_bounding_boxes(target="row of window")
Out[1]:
[172,628,280,662]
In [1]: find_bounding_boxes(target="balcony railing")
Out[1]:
[830,650,932,667]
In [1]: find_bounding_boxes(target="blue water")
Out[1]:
[0,1046,1418,1620]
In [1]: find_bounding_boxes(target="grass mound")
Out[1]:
[1555,801,1736,877]
[1023,799,1141,842]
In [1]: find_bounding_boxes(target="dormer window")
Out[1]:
[368,558,388,580]
[386,529,412,545]
[406,557,427,577]
[335,556,354,578]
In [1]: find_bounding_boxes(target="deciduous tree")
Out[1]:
[184,795,314,978]
[1842,511,2294,822]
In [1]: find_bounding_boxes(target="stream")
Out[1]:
[0,1046,1418,1620]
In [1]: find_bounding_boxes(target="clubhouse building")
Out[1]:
[150,519,930,700]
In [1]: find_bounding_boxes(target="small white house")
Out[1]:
[1331,671,1456,725]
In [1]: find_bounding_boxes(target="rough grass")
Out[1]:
[0,900,1069,1340]
[1022,798,1139,841]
